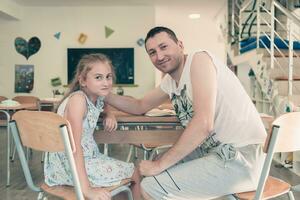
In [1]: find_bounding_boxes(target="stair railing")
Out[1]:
[256,0,300,97]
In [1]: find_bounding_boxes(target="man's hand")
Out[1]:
[139,160,163,176]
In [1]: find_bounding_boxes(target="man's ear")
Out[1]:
[178,40,184,50]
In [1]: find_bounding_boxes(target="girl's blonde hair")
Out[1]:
[59,53,115,105]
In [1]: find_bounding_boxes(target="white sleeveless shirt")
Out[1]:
[160,50,266,147]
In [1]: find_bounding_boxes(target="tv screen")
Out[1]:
[67,48,134,85]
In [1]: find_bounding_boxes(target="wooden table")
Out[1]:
[0,103,37,186]
[95,111,182,149]
[39,97,61,112]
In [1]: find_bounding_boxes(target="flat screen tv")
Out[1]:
[67,48,134,85]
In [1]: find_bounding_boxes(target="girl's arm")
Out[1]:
[64,93,111,200]
[102,104,118,132]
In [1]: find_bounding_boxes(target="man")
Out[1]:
[105,26,266,199]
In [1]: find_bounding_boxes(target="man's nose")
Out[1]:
[157,51,165,61]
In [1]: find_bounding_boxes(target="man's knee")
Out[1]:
[141,177,154,192]
[141,177,157,199]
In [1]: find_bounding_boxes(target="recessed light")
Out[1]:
[189,13,200,19]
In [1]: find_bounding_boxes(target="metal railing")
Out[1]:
[229,0,300,115]
[231,0,300,95]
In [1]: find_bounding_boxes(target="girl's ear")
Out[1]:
[78,76,86,88]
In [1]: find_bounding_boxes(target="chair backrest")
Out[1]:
[264,112,300,153]
[10,110,84,200]
[12,110,68,152]
[255,112,300,200]
[13,95,40,110]
[0,96,8,102]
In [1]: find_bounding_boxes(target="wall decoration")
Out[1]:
[136,38,145,46]
[51,77,62,87]
[14,37,41,60]
[78,33,87,44]
[50,77,64,97]
[54,32,61,40]
[105,26,114,38]
[15,64,34,93]
[116,86,124,95]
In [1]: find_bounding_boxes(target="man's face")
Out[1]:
[145,32,184,74]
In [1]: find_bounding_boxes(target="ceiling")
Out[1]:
[11,0,203,7]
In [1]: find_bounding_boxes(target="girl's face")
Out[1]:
[81,61,113,102]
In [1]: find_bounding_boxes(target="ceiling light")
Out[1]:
[189,13,200,19]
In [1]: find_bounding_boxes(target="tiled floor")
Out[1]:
[1,126,300,199]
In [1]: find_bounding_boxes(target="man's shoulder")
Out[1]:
[191,51,211,61]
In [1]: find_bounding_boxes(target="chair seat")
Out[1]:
[235,176,291,200]
[40,178,132,200]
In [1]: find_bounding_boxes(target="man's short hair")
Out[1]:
[145,26,178,44]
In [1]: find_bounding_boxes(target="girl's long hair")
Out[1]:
[58,53,115,107]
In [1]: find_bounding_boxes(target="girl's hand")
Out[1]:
[103,113,118,132]
[84,187,111,200]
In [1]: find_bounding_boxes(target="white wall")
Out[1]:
[0,1,228,98]
[154,0,228,85]
[0,0,23,20]
[0,6,155,98]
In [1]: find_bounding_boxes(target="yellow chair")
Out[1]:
[235,112,300,200]
[10,110,133,200]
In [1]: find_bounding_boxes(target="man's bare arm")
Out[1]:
[139,52,217,175]
[104,87,169,115]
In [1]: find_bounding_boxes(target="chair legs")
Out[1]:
[37,192,48,200]
[148,145,172,160]
[288,191,295,200]
[126,145,134,162]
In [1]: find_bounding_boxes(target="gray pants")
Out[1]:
[141,143,264,200]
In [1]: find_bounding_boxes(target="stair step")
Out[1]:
[244,9,271,13]
[260,49,300,58]
[274,75,300,81]
[276,80,300,95]
[276,95,300,108]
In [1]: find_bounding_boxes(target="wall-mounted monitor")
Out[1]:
[67,48,134,85]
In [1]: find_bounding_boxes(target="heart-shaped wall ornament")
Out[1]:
[14,37,41,60]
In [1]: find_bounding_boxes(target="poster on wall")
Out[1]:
[15,64,34,93]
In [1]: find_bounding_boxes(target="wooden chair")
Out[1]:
[235,112,300,200]
[0,95,7,102]
[12,95,40,110]
[0,96,8,126]
[10,111,133,200]
[10,96,41,160]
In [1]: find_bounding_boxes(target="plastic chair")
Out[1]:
[235,112,300,200]
[10,110,133,200]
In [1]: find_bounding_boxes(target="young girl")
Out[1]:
[44,53,140,200]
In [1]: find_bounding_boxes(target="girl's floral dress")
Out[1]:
[44,91,134,187]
